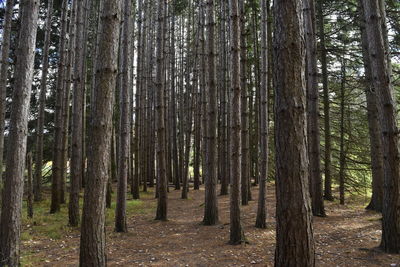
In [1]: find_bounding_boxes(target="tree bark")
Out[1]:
[79,1,121,265]
[0,0,39,265]
[361,0,400,254]
[27,152,33,219]
[273,0,315,265]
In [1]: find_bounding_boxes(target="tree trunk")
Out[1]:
[358,0,384,212]
[203,0,219,226]
[255,0,268,229]
[0,0,15,184]
[304,0,325,217]
[361,0,400,254]
[69,0,85,226]
[27,152,33,219]
[317,0,333,201]
[273,0,315,265]
[339,60,346,206]
[155,0,168,221]
[229,0,244,244]
[115,0,133,233]
[79,1,121,265]
[0,1,39,265]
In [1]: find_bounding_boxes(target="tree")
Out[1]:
[229,0,245,244]
[304,0,325,217]
[203,0,219,226]
[0,0,15,184]
[155,0,168,221]
[79,0,121,265]
[361,0,400,254]
[0,0,39,265]
[273,0,315,265]
[255,0,268,229]
[115,0,133,232]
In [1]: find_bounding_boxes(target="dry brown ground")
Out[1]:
[22,184,400,266]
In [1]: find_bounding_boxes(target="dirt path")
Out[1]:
[22,185,399,266]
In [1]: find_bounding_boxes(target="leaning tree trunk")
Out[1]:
[0,1,39,265]
[273,0,315,265]
[79,0,121,265]
[115,0,133,233]
[361,0,400,254]
[229,0,245,244]
[358,0,384,212]
[304,0,325,217]
[36,0,54,204]
[255,0,268,229]
[0,0,15,184]
[155,0,168,221]
[203,0,219,226]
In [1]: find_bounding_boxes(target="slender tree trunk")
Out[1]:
[52,0,69,208]
[339,60,346,206]
[36,0,54,204]
[79,1,121,265]
[203,0,219,226]
[317,0,333,201]
[155,0,168,221]
[255,0,268,229]
[115,0,133,233]
[273,0,315,265]
[27,152,33,219]
[229,0,244,244]
[304,0,325,217]
[0,1,39,265]
[362,0,400,253]
[69,0,85,226]
[0,0,15,184]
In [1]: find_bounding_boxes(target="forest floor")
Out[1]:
[21,184,399,267]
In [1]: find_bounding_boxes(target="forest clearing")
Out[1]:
[0,0,399,266]
[21,185,399,266]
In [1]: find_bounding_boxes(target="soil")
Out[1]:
[22,184,400,266]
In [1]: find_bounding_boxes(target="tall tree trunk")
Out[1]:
[273,0,315,265]
[361,0,400,254]
[52,0,69,208]
[27,152,33,219]
[0,0,15,184]
[317,0,333,201]
[358,0,384,212]
[155,0,168,221]
[115,0,133,233]
[304,0,325,217]
[0,0,39,265]
[229,0,244,244]
[79,0,121,265]
[69,0,85,226]
[36,0,54,204]
[240,0,249,206]
[203,0,219,226]
[255,0,268,229]
[339,59,346,206]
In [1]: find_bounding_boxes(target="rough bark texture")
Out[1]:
[358,0,384,212]
[203,0,219,226]
[255,0,268,229]
[0,0,39,265]
[229,0,244,244]
[361,0,400,254]
[273,0,315,265]
[304,0,325,217]
[115,0,132,233]
[0,0,15,183]
[339,60,346,206]
[79,1,121,265]
[155,0,168,221]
